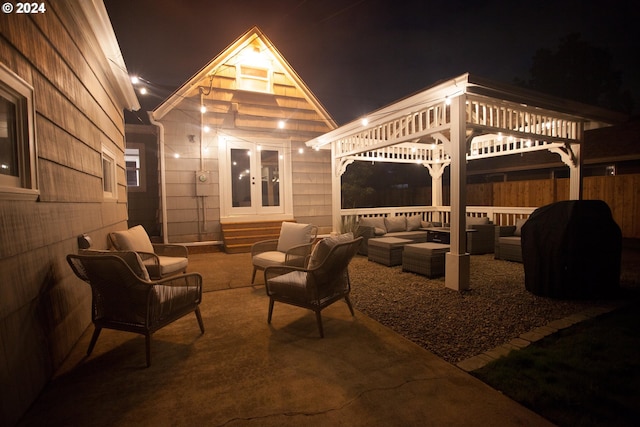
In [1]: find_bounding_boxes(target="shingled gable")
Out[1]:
[152,25,336,128]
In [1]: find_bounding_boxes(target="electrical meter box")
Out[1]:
[195,171,214,196]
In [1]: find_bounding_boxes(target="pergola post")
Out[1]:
[445,95,470,291]
[331,142,342,233]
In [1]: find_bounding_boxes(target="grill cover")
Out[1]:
[522,200,621,299]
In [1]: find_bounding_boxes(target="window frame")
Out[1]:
[102,146,118,200]
[125,143,146,192]
[236,64,273,94]
[0,63,38,201]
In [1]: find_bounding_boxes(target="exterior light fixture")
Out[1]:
[278,120,285,129]
[130,76,140,84]
[298,148,304,154]
[203,126,210,133]
[200,105,207,113]
[174,153,180,159]
[139,87,147,95]
[361,118,369,126]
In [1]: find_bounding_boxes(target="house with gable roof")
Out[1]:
[146,27,337,251]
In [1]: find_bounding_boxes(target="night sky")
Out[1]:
[104,0,640,125]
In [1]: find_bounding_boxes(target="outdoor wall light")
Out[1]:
[77,234,92,249]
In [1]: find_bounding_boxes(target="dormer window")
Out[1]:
[236,45,273,93]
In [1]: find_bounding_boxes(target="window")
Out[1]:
[102,147,117,199]
[0,63,37,199]
[125,144,146,191]
[237,65,271,93]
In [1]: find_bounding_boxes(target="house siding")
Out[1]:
[154,29,335,243]
[0,3,133,425]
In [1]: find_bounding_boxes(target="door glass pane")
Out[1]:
[231,148,251,207]
[261,150,280,207]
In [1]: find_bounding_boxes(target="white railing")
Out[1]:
[340,205,535,229]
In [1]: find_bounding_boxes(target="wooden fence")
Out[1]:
[363,174,640,238]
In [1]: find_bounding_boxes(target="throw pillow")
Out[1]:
[110,225,155,254]
[406,215,422,231]
[359,217,386,235]
[384,216,406,233]
[308,232,354,269]
[514,218,527,236]
[277,222,313,252]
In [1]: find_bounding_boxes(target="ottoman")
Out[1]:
[368,237,412,266]
[402,242,450,278]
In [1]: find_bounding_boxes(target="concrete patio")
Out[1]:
[19,249,560,426]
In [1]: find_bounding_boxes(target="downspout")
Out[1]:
[148,112,169,244]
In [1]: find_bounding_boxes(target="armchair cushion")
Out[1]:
[308,232,354,269]
[252,251,287,270]
[384,216,406,233]
[277,222,313,252]
[149,256,189,279]
[359,217,386,235]
[110,225,155,254]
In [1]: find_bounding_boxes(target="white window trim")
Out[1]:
[102,146,118,200]
[125,143,146,192]
[236,64,273,94]
[0,63,38,201]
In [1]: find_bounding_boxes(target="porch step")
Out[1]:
[221,220,293,253]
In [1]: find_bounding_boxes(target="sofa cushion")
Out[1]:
[406,215,422,231]
[110,225,155,254]
[467,216,490,226]
[384,216,406,233]
[514,218,527,236]
[277,222,313,252]
[420,221,443,228]
[308,232,354,269]
[359,217,386,235]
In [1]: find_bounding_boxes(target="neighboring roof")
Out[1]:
[583,119,640,163]
[151,26,336,128]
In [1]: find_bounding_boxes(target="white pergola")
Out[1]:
[305,73,623,291]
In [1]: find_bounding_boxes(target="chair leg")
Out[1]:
[195,307,205,333]
[267,298,274,324]
[86,326,102,356]
[251,267,257,284]
[145,334,151,368]
[315,310,324,338]
[344,295,355,316]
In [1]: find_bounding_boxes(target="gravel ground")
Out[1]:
[349,253,639,364]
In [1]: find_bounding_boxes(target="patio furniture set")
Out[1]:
[357,215,507,278]
[65,216,530,366]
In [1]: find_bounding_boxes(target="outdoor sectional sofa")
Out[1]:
[355,215,434,255]
[355,215,496,256]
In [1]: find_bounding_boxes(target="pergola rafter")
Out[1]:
[306,73,625,291]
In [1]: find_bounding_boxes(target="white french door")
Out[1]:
[222,139,288,217]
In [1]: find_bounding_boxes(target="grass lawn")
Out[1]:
[471,299,640,427]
